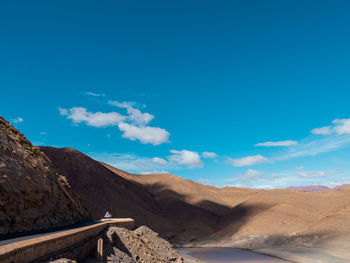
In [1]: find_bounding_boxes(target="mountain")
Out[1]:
[40,147,350,251]
[40,147,225,242]
[40,146,186,239]
[335,184,350,190]
[287,184,350,191]
[2,115,348,261]
[105,167,350,243]
[286,185,330,191]
[0,116,90,235]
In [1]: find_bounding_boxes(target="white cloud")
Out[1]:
[295,166,305,170]
[299,171,327,178]
[202,152,217,158]
[60,101,170,145]
[59,107,125,127]
[255,140,298,147]
[118,122,170,145]
[228,155,270,167]
[332,119,350,135]
[109,100,153,126]
[298,170,341,178]
[152,157,168,165]
[127,108,153,126]
[85,91,106,97]
[168,150,203,168]
[237,169,263,181]
[311,126,332,135]
[311,119,350,136]
[12,117,24,124]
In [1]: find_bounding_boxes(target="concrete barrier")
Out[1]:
[0,218,134,263]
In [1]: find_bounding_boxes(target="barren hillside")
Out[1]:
[40,146,350,261]
[0,116,90,235]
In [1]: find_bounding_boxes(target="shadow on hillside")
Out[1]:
[129,181,272,241]
[218,203,274,236]
[39,147,272,242]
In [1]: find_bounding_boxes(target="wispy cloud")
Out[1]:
[311,126,332,135]
[227,155,270,167]
[246,118,350,164]
[89,149,204,174]
[90,152,167,173]
[237,169,263,181]
[202,152,217,158]
[140,170,170,175]
[277,134,350,160]
[298,170,342,178]
[12,117,24,124]
[255,140,298,147]
[152,157,168,165]
[84,91,106,97]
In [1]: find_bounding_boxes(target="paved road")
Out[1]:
[0,221,100,247]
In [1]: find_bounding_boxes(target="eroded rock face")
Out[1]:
[106,226,184,263]
[0,116,90,235]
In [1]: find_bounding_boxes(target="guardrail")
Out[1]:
[0,218,134,263]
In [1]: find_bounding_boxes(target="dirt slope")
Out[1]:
[40,147,221,240]
[40,146,350,260]
[102,163,350,246]
[40,146,180,238]
[0,116,90,235]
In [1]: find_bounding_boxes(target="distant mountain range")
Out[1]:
[287,184,350,191]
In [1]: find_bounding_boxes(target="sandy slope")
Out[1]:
[102,164,350,262]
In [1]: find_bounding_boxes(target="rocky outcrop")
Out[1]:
[105,226,183,263]
[0,116,90,235]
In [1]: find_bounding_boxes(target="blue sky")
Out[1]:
[2,0,350,188]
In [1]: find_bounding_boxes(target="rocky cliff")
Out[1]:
[0,116,90,235]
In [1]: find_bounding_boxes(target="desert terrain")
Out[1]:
[41,146,350,262]
[1,116,349,262]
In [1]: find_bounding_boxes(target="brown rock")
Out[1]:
[0,116,91,235]
[106,226,183,263]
